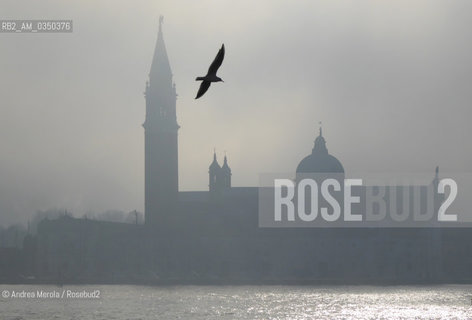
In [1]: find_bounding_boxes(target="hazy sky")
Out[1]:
[1,0,471,226]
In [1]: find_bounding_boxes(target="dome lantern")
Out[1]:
[296,124,344,174]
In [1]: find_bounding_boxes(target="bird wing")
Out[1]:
[207,44,225,75]
[195,81,211,99]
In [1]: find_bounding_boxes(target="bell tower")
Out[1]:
[143,17,179,227]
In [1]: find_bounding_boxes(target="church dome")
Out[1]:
[296,127,344,174]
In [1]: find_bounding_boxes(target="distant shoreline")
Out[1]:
[1,277,468,286]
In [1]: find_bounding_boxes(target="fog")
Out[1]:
[0,0,471,226]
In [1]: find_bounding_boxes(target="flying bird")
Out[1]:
[195,44,225,99]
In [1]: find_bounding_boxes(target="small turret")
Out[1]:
[220,153,232,190]
[209,151,232,196]
[209,150,221,193]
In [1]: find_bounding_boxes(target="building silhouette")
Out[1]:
[144,19,179,227]
[4,20,471,285]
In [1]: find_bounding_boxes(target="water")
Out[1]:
[1,285,472,319]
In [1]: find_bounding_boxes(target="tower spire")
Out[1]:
[222,151,229,167]
[210,149,220,169]
[149,16,172,86]
[433,166,440,186]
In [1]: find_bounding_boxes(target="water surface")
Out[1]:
[1,284,472,319]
